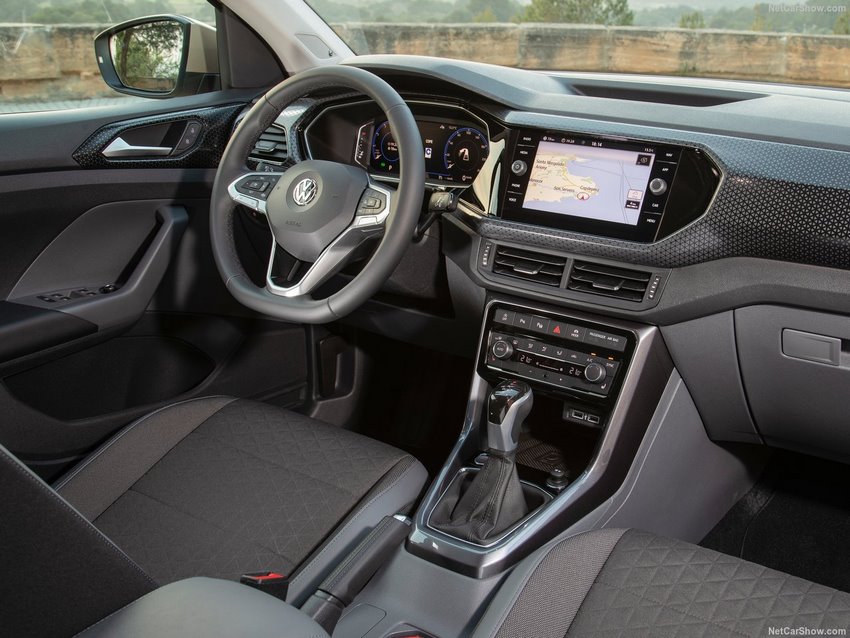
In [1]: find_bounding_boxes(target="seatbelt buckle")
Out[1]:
[240,571,289,601]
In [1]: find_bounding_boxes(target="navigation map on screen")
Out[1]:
[522,139,655,226]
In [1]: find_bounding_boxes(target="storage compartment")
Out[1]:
[736,306,850,462]
[513,391,601,488]
[462,391,601,491]
[4,336,214,420]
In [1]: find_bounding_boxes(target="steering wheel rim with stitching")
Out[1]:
[210,65,425,324]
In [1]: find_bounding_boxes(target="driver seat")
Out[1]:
[51,396,425,602]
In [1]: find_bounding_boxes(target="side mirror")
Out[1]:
[94,15,219,99]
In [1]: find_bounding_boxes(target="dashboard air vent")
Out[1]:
[249,124,288,165]
[493,246,567,287]
[567,260,650,302]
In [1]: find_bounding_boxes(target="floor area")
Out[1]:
[355,333,473,476]
[701,450,850,592]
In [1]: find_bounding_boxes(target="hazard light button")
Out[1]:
[549,321,567,337]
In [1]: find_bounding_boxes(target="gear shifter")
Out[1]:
[431,380,533,543]
[487,380,533,454]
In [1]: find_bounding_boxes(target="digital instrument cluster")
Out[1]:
[355,117,490,185]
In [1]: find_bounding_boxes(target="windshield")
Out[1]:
[307,0,850,89]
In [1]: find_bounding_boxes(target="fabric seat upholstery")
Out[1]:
[474,528,850,638]
[75,577,331,638]
[54,396,426,603]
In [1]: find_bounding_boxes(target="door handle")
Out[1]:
[102,136,173,158]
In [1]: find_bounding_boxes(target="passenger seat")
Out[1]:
[472,528,850,637]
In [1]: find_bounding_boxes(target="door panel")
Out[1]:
[9,201,188,334]
[0,313,306,460]
[0,94,311,480]
[0,301,95,363]
[0,91,253,174]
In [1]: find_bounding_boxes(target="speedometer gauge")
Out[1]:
[367,118,490,184]
[444,127,489,183]
[371,121,399,173]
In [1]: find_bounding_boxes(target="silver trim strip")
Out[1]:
[102,136,173,158]
[265,179,392,298]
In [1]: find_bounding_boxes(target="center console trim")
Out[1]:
[406,295,673,577]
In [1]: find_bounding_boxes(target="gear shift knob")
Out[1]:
[487,380,533,454]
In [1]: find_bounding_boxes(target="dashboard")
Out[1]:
[303,97,720,246]
[275,55,850,319]
[249,56,850,463]
[212,48,850,477]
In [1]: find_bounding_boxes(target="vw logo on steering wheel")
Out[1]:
[292,177,318,206]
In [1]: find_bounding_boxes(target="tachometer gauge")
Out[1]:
[372,121,399,173]
[444,127,489,183]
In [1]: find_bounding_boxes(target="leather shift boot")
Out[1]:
[431,451,529,543]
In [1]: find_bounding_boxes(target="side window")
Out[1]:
[0,0,215,114]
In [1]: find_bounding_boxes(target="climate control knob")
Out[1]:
[583,362,607,384]
[491,340,514,360]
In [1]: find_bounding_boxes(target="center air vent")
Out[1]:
[493,246,567,287]
[567,260,650,302]
[249,124,288,165]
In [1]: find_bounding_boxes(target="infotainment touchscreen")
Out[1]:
[522,137,654,227]
[501,129,685,243]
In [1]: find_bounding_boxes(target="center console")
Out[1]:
[405,296,672,577]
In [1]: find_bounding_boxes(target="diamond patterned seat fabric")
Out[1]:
[477,529,850,638]
[55,398,424,590]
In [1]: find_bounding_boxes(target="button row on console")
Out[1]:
[488,332,618,395]
[493,307,626,352]
[492,332,619,373]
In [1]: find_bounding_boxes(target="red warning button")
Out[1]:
[550,321,567,337]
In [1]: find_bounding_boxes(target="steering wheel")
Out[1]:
[210,65,425,323]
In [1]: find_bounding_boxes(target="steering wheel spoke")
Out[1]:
[351,179,394,230]
[227,171,286,214]
[266,178,393,298]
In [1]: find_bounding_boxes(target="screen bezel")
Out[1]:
[500,129,683,243]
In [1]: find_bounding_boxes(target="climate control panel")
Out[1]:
[478,303,634,400]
